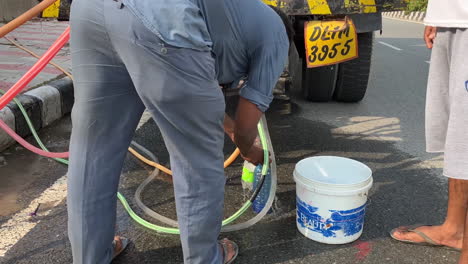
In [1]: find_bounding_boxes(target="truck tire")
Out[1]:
[333,32,374,102]
[302,62,339,102]
[294,19,338,102]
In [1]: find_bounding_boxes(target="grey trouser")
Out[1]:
[67,0,225,263]
[425,28,468,179]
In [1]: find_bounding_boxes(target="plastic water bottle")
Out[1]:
[241,136,261,192]
[241,161,255,191]
[252,164,272,214]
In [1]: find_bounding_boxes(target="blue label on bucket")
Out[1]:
[296,197,366,238]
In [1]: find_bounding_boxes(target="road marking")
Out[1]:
[0,176,67,257]
[0,114,152,257]
[378,41,402,51]
[425,61,430,64]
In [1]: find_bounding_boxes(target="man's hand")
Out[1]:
[241,145,267,165]
[223,114,236,142]
[424,26,437,49]
[223,97,270,164]
[224,114,270,165]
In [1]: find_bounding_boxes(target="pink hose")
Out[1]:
[0,27,70,110]
[0,119,69,158]
[0,27,70,158]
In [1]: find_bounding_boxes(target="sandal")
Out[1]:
[220,238,239,264]
[112,236,130,260]
[389,224,461,251]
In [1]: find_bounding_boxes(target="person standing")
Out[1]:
[390,1,468,263]
[67,0,290,263]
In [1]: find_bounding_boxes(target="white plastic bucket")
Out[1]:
[294,156,373,244]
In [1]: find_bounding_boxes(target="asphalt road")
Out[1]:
[0,18,457,264]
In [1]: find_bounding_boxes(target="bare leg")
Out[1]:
[392,178,468,249]
[459,181,468,263]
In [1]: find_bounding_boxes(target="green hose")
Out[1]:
[0,90,269,234]
[0,90,69,166]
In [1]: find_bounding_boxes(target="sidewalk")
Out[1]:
[0,19,70,92]
[0,19,73,151]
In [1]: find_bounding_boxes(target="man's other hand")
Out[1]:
[424,26,437,49]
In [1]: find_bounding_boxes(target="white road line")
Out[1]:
[378,41,402,51]
[0,114,153,257]
[0,176,67,257]
[425,61,430,64]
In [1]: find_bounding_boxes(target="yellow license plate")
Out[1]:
[304,20,358,68]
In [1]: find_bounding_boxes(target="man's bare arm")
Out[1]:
[223,97,266,165]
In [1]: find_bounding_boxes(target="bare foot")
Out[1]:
[220,238,237,263]
[391,225,463,249]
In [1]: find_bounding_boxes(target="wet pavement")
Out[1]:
[0,18,458,264]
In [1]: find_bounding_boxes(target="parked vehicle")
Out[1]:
[266,0,403,102]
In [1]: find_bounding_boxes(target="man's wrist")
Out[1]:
[240,147,251,157]
[234,133,255,155]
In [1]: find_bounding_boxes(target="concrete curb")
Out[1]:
[382,11,426,22]
[0,77,74,152]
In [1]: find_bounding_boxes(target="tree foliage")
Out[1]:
[406,0,428,11]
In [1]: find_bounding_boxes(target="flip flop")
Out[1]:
[112,236,130,260]
[389,224,461,252]
[220,238,239,264]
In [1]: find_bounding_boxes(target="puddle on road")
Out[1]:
[0,117,70,219]
[0,192,21,216]
[0,150,44,216]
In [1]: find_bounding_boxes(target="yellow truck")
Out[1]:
[44,0,403,102]
[42,0,70,21]
[265,0,403,102]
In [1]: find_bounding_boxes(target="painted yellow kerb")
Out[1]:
[307,0,332,14]
[42,0,61,18]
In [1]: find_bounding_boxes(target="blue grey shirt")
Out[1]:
[123,0,289,112]
[122,0,212,51]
